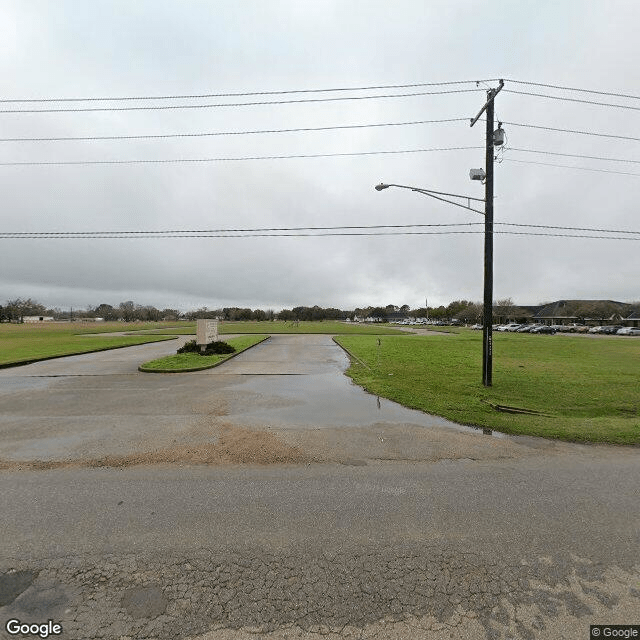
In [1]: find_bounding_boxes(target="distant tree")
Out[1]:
[161,308,180,321]
[369,307,388,320]
[446,300,472,318]
[118,301,136,322]
[135,305,161,321]
[456,302,482,324]
[94,303,118,321]
[5,298,46,322]
[277,309,295,321]
[493,298,516,322]
[428,306,447,320]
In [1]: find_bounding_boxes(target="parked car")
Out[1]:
[601,325,624,334]
[470,324,483,330]
[497,323,520,332]
[616,327,640,336]
[588,326,604,334]
[516,324,536,332]
[556,324,583,333]
[531,325,556,334]
[505,324,524,332]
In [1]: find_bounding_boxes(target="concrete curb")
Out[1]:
[0,336,177,370]
[138,335,270,373]
[331,336,372,370]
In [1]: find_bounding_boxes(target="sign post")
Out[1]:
[196,319,218,353]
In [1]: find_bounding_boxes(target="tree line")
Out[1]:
[1,297,635,324]
[0,298,475,323]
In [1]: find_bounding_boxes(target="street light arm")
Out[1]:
[409,187,484,203]
[375,182,484,215]
[376,183,483,202]
[410,189,485,216]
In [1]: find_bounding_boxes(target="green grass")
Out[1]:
[139,335,268,372]
[0,322,179,367]
[335,331,640,444]
[149,320,405,336]
[217,321,404,335]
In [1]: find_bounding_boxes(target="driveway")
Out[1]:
[0,334,572,465]
[0,334,638,640]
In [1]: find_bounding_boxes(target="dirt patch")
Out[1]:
[274,422,567,464]
[0,424,317,471]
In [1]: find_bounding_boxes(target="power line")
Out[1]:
[506,79,640,101]
[495,231,638,240]
[498,222,639,235]
[0,146,483,166]
[1,117,637,146]
[4,78,636,105]
[507,147,640,165]
[2,222,637,238]
[0,89,484,114]
[2,144,638,168]
[0,230,636,240]
[503,89,640,112]
[0,118,469,143]
[500,120,640,143]
[1,222,484,236]
[0,79,500,103]
[502,158,640,177]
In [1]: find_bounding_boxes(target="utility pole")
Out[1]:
[470,80,504,387]
[376,78,504,387]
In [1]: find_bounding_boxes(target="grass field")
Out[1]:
[0,320,401,367]
[0,322,180,367]
[335,331,640,444]
[139,335,268,372]
[152,320,405,335]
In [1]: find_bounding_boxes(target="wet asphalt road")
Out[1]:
[0,335,639,640]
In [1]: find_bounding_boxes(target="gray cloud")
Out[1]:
[1,0,638,311]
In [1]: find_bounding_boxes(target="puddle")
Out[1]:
[221,337,506,439]
[0,334,510,469]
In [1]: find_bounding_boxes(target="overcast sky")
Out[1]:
[1,0,639,312]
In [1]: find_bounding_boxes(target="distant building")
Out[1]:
[531,300,633,326]
[23,316,55,323]
[625,306,640,327]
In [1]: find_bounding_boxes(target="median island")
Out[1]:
[138,335,268,372]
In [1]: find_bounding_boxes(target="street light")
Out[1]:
[375,183,485,215]
[375,181,490,381]
[375,82,504,387]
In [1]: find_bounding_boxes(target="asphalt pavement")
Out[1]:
[0,334,638,640]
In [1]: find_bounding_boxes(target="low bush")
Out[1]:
[177,339,236,355]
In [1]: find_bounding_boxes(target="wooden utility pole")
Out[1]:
[470,80,504,387]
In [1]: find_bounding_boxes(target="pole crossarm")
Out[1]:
[470,80,504,128]
[375,183,485,215]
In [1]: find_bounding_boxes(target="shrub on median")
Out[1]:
[177,339,236,356]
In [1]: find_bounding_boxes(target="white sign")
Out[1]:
[196,319,218,345]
